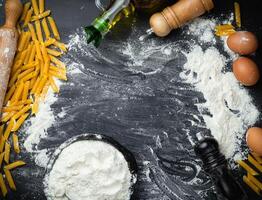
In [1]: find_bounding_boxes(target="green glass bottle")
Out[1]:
[85,0,134,47]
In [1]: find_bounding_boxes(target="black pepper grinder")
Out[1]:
[194,134,247,200]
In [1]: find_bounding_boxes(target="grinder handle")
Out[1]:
[3,0,23,29]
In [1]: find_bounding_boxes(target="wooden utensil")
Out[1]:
[0,0,23,115]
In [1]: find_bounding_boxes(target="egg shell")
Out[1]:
[246,127,262,156]
[233,57,260,86]
[227,31,258,55]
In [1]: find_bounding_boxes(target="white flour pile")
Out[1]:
[180,45,259,159]
[44,140,133,200]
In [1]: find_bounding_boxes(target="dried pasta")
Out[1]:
[12,134,20,154]
[35,20,44,43]
[0,173,7,197]
[248,155,262,172]
[4,169,16,191]
[243,175,261,195]
[31,10,51,21]
[5,161,26,170]
[39,0,45,14]
[234,2,241,28]
[23,7,34,27]
[20,2,31,22]
[31,0,39,15]
[237,160,259,176]
[48,16,60,40]
[4,142,11,164]
[42,17,51,39]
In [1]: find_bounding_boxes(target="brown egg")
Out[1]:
[233,57,260,86]
[246,127,262,156]
[227,31,258,55]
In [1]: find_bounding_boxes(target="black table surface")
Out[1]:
[0,0,262,199]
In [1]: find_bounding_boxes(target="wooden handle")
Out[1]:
[150,0,214,37]
[3,0,23,29]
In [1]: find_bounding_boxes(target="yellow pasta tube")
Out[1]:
[0,173,8,197]
[20,48,29,64]
[32,96,40,114]
[48,16,60,40]
[40,81,50,100]
[20,2,31,22]
[0,153,4,167]
[35,20,44,43]
[31,10,51,21]
[42,18,51,39]
[18,32,29,51]
[49,76,59,93]
[0,125,3,136]
[44,59,50,75]
[44,38,56,47]
[3,119,15,140]
[24,7,34,27]
[40,60,44,77]
[4,142,11,164]
[21,71,37,82]
[18,68,34,80]
[32,0,39,15]
[22,81,30,101]
[24,33,32,50]
[234,2,241,28]
[5,161,26,170]
[31,77,40,94]
[237,160,259,176]
[8,69,21,88]
[49,64,66,73]
[6,78,18,99]
[28,23,38,41]
[49,70,67,81]
[41,45,50,63]
[35,40,43,60]
[12,134,20,154]
[12,113,30,132]
[21,60,37,71]
[248,155,262,172]
[24,43,33,65]
[243,175,261,195]
[30,77,37,89]
[50,55,66,69]
[1,112,15,123]
[11,82,24,103]
[0,136,5,152]
[54,40,67,52]
[17,32,25,51]
[248,173,262,190]
[12,105,31,120]
[2,105,23,113]
[36,76,48,94]
[47,48,63,57]
[4,169,16,191]
[29,46,36,63]
[39,0,45,13]
[11,99,32,107]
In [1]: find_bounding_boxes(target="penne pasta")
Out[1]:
[6,83,17,103]
[2,105,23,113]
[21,61,37,71]
[31,77,40,94]
[54,40,67,52]
[20,2,31,22]
[11,82,24,103]
[0,137,5,153]
[3,119,15,141]
[24,43,33,65]
[47,48,63,57]
[12,113,29,132]
[28,23,38,41]
[0,173,7,197]
[36,76,48,94]
[41,45,50,63]
[44,59,50,75]
[30,76,37,89]
[17,68,34,80]
[29,46,36,63]
[50,55,66,69]
[12,134,20,154]
[35,20,44,43]
[22,81,30,101]
[5,161,26,170]
[1,112,15,123]
[11,99,32,107]
[248,173,262,190]
[35,40,43,60]
[4,142,11,164]
[31,10,51,21]
[21,71,37,82]
[237,160,259,176]
[0,153,4,168]
[48,16,60,40]
[49,70,67,81]
[23,7,34,27]
[32,0,39,15]
[4,169,16,191]
[32,96,40,114]
[42,17,51,39]
[248,155,262,172]
[243,175,261,195]
[234,2,241,28]
[12,105,31,120]
[49,76,59,93]
[39,0,45,14]
[44,38,56,47]
[18,32,28,51]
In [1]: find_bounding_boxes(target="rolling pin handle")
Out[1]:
[3,0,23,29]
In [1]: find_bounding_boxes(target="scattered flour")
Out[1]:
[180,45,259,158]
[44,140,133,200]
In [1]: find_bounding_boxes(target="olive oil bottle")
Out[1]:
[85,0,168,47]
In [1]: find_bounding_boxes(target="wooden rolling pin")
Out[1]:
[0,0,23,115]
[149,0,214,37]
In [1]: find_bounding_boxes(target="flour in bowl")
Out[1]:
[44,140,133,200]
